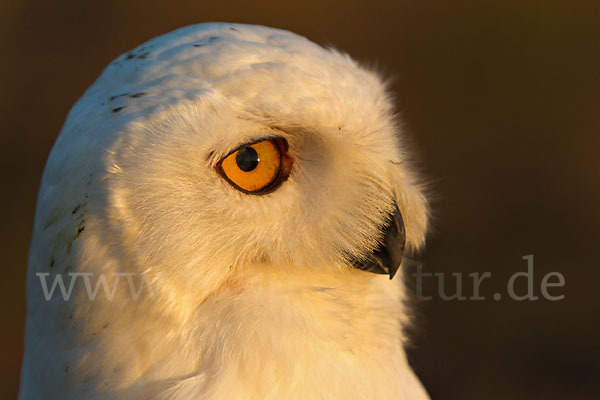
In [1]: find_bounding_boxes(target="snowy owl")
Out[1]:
[20,23,430,399]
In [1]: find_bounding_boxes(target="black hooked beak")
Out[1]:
[354,203,406,280]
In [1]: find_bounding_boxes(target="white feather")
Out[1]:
[20,23,429,399]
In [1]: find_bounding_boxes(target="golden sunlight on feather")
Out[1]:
[20,23,429,400]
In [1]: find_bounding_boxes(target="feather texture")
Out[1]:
[20,23,429,399]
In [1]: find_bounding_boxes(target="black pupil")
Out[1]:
[236,146,259,172]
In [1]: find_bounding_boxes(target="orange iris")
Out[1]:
[218,138,287,194]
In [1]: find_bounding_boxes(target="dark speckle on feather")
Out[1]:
[130,92,147,98]
[193,36,220,47]
[230,27,239,31]
[109,93,130,101]
[125,46,150,60]
[49,256,55,268]
[112,106,126,113]
[76,220,86,237]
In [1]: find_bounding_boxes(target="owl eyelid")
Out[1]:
[207,137,267,168]
[219,135,285,161]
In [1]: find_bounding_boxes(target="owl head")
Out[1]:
[47,23,428,308]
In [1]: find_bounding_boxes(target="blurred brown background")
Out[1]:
[2,0,599,399]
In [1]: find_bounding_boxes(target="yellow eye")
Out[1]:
[217,137,292,194]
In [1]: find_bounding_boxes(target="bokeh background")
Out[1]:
[2,0,599,399]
